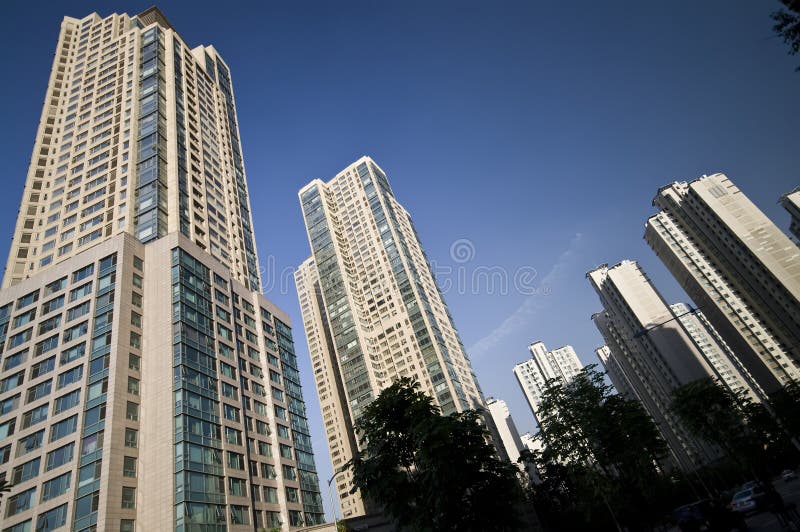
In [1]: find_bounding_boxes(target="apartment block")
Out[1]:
[0,8,323,531]
[646,174,800,392]
[512,341,582,425]
[295,156,487,518]
[588,261,719,471]
[486,398,525,464]
[780,187,800,242]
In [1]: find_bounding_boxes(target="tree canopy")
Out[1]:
[347,377,526,531]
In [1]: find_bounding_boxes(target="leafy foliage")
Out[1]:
[347,377,525,531]
[530,365,673,530]
[772,0,800,70]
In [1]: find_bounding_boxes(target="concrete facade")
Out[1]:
[646,174,800,392]
[780,187,800,242]
[512,341,582,426]
[0,8,324,532]
[486,398,525,464]
[295,157,488,519]
[588,261,719,471]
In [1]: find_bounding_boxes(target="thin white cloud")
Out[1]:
[467,233,584,359]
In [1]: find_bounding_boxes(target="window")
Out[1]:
[258,441,272,457]
[81,432,104,458]
[36,503,68,531]
[8,328,32,349]
[130,311,141,328]
[261,463,276,479]
[123,456,137,477]
[67,301,90,321]
[57,365,83,389]
[45,277,67,296]
[16,290,39,310]
[227,452,244,470]
[30,357,55,379]
[1,394,20,416]
[120,519,135,532]
[126,401,138,421]
[41,472,71,501]
[285,486,299,503]
[74,491,99,519]
[17,430,44,456]
[53,389,81,414]
[60,343,86,364]
[45,443,75,471]
[3,350,27,371]
[230,505,249,525]
[279,444,293,459]
[133,255,143,270]
[3,520,32,532]
[131,292,142,308]
[21,404,48,429]
[121,486,136,509]
[124,428,138,448]
[11,457,40,484]
[129,331,141,349]
[25,379,53,404]
[127,377,139,395]
[228,477,246,497]
[223,404,240,423]
[38,315,62,335]
[264,486,279,503]
[34,335,59,357]
[41,295,65,314]
[72,264,94,283]
[50,415,78,442]
[283,465,297,481]
[5,487,35,517]
[128,353,140,371]
[69,281,92,301]
[1,371,25,393]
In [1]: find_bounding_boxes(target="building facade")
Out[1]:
[486,398,525,464]
[780,187,800,243]
[645,174,800,392]
[512,341,582,426]
[0,8,324,531]
[588,261,720,471]
[595,344,637,400]
[295,156,487,519]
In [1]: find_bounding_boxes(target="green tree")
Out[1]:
[347,377,525,531]
[532,365,670,530]
[0,478,10,501]
[772,0,800,70]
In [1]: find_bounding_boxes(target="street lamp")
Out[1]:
[327,466,347,530]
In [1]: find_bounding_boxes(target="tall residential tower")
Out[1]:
[0,9,323,531]
[645,174,800,392]
[295,156,487,519]
[512,341,582,425]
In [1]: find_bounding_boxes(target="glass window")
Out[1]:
[123,456,137,477]
[17,430,44,456]
[30,357,55,379]
[5,487,35,517]
[126,401,138,421]
[124,428,138,448]
[45,443,75,471]
[72,264,94,283]
[41,472,71,501]
[11,457,40,484]
[36,503,68,531]
[128,353,140,371]
[121,486,136,509]
[127,377,139,395]
[49,415,78,442]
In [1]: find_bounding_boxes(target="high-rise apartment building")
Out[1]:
[0,8,324,531]
[670,302,764,401]
[588,261,720,471]
[295,156,487,519]
[486,398,525,464]
[780,187,800,242]
[512,341,582,425]
[595,344,637,400]
[645,174,800,392]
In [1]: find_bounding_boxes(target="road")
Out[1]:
[745,477,800,531]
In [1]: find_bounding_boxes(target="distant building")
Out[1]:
[595,345,637,400]
[645,174,800,392]
[780,187,800,242]
[512,342,582,425]
[588,261,720,471]
[486,398,525,464]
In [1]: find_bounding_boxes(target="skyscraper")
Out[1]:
[512,341,582,425]
[587,261,719,471]
[295,156,487,518]
[0,8,324,531]
[595,345,637,400]
[780,187,800,243]
[486,398,525,464]
[645,174,800,392]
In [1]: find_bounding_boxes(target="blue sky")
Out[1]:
[2,0,799,519]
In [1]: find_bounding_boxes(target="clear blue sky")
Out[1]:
[2,0,798,519]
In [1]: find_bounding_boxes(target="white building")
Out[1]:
[512,342,582,426]
[486,398,525,464]
[0,8,324,531]
[646,174,800,392]
[295,157,488,519]
[588,261,720,471]
[780,187,800,242]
